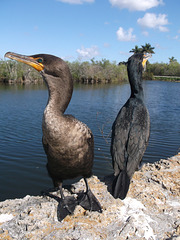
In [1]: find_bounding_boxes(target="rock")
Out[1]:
[0,153,179,239]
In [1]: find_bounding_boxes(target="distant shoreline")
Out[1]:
[0,77,180,85]
[153,75,180,82]
[1,58,180,84]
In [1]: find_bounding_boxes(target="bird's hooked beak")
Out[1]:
[4,52,44,72]
[142,53,152,69]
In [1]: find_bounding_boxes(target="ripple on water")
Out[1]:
[0,81,179,201]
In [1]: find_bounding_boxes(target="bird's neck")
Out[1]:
[42,73,73,114]
[130,83,144,100]
[128,69,144,100]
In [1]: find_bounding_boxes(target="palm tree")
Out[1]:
[141,43,155,54]
[169,56,177,63]
[129,45,142,53]
[130,43,155,54]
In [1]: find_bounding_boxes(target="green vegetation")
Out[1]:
[0,59,42,84]
[130,43,155,54]
[67,59,128,84]
[0,58,128,84]
[0,43,180,84]
[129,43,180,82]
[145,60,180,81]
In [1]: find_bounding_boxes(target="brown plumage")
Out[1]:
[5,52,102,220]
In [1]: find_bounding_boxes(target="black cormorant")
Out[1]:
[111,53,151,200]
[5,52,102,219]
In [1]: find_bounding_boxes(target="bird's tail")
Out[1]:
[112,170,130,200]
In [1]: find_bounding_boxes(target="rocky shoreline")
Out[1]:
[0,153,180,240]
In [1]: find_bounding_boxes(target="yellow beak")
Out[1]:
[4,52,44,72]
[142,53,152,68]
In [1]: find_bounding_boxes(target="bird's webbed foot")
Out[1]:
[78,189,102,213]
[58,196,78,221]
[41,185,78,221]
[78,178,102,213]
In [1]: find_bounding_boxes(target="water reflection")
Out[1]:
[0,81,179,201]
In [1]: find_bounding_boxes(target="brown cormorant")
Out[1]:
[111,53,151,200]
[5,52,102,220]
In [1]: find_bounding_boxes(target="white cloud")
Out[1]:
[109,0,163,11]
[116,27,136,41]
[142,31,149,36]
[137,13,169,32]
[76,46,100,59]
[57,0,94,4]
[155,43,166,50]
[62,55,75,61]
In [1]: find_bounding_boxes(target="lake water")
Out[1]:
[0,81,180,201]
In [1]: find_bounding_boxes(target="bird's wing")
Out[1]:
[126,105,150,177]
[111,105,132,175]
[111,101,150,178]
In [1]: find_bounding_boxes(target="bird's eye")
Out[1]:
[37,58,43,63]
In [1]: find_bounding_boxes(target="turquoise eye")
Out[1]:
[37,58,43,63]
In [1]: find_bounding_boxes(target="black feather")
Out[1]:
[111,53,150,199]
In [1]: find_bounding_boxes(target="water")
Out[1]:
[0,81,179,201]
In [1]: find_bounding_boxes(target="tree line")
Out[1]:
[0,43,180,84]
[0,58,129,84]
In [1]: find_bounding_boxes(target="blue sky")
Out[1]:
[1,0,180,63]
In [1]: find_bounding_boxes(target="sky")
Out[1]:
[1,0,180,63]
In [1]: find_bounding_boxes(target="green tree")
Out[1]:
[130,43,155,54]
[129,45,142,53]
[141,43,155,54]
[169,56,177,63]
